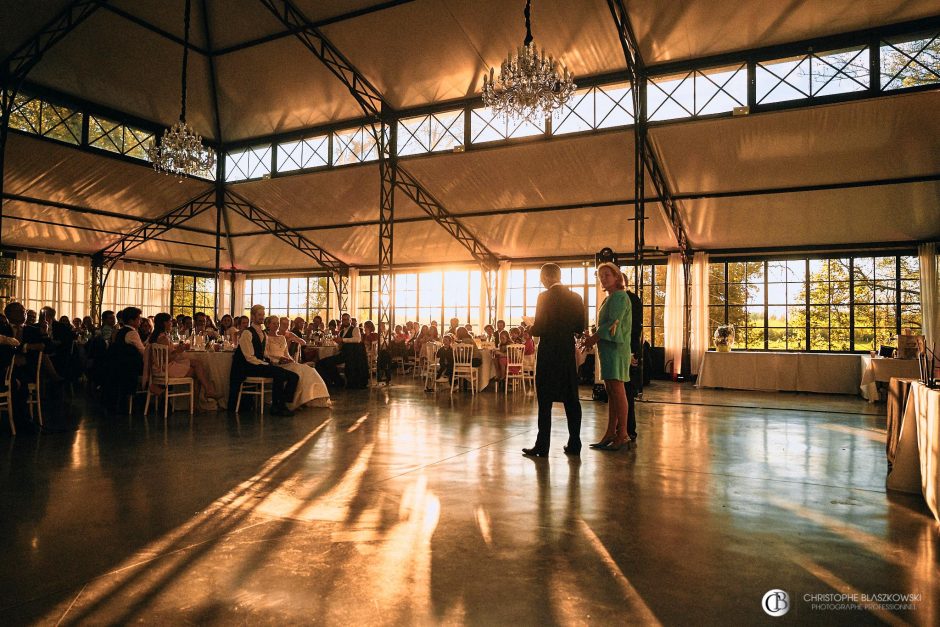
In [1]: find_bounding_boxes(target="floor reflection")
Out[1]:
[0,382,935,624]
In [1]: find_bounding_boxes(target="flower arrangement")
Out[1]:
[714,324,735,352]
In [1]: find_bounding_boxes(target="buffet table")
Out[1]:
[886,382,940,523]
[859,355,921,401]
[696,351,860,394]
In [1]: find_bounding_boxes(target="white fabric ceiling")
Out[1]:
[1,0,938,272]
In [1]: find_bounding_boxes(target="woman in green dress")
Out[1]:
[582,262,632,450]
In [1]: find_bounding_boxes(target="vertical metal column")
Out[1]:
[90,253,105,322]
[633,72,647,394]
[377,121,396,347]
[213,177,223,318]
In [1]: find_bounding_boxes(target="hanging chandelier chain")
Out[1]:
[523,0,533,46]
[180,0,191,123]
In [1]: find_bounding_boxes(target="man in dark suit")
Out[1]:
[524,263,586,456]
[625,287,643,442]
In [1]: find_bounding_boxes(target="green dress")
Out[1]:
[597,290,632,382]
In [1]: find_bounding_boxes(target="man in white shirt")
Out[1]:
[229,304,299,416]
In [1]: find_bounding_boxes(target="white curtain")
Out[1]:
[919,243,939,353]
[14,251,90,319]
[690,252,709,375]
[344,268,359,319]
[496,260,511,323]
[219,272,245,317]
[664,253,685,376]
[100,261,171,316]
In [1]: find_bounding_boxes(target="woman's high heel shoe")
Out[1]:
[589,436,615,449]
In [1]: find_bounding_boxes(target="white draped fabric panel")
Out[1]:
[100,261,171,315]
[345,268,359,319]
[690,252,710,375]
[496,261,511,323]
[232,273,246,317]
[664,253,686,376]
[919,243,939,353]
[14,251,90,320]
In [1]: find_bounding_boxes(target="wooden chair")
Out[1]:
[503,344,527,396]
[0,364,14,436]
[423,341,441,389]
[411,343,424,378]
[522,350,537,394]
[367,340,379,382]
[236,376,274,415]
[26,348,43,427]
[144,344,194,418]
[451,344,479,395]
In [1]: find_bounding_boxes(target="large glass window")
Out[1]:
[242,276,331,321]
[171,273,217,319]
[708,254,921,352]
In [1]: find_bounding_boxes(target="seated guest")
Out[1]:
[464,323,474,335]
[290,317,306,340]
[427,324,440,341]
[362,320,379,345]
[193,312,218,339]
[493,330,512,381]
[230,315,249,344]
[279,316,306,358]
[72,317,82,333]
[148,313,218,401]
[448,318,460,336]
[263,316,330,409]
[26,309,38,326]
[178,315,194,339]
[108,307,146,412]
[227,305,298,416]
[482,324,496,342]
[327,319,339,338]
[496,319,506,335]
[218,314,234,341]
[0,302,43,431]
[138,317,153,344]
[98,310,116,344]
[455,326,483,368]
[307,316,325,339]
[434,334,455,384]
[316,313,369,389]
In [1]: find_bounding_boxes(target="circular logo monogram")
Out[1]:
[762,590,790,617]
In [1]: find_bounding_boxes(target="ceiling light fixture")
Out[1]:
[482,0,576,124]
[147,0,214,179]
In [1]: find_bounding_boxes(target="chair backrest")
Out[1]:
[3,363,12,389]
[28,348,44,382]
[424,341,440,362]
[506,344,525,368]
[454,343,474,366]
[150,343,170,377]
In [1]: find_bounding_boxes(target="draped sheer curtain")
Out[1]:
[690,252,709,375]
[14,251,90,319]
[664,253,685,376]
[100,261,171,315]
[919,243,939,353]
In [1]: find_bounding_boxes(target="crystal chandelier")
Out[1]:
[482,0,576,124]
[147,0,214,179]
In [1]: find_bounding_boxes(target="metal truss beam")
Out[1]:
[2,192,219,236]
[2,0,103,86]
[257,0,389,117]
[101,4,211,56]
[395,166,500,270]
[216,0,418,57]
[222,188,350,305]
[608,0,692,264]
[96,189,216,265]
[378,122,395,345]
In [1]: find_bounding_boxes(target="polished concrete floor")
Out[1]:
[0,379,936,626]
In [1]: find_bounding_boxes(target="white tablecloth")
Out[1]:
[187,350,233,409]
[886,382,940,523]
[859,356,921,401]
[696,351,860,394]
[477,349,493,391]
